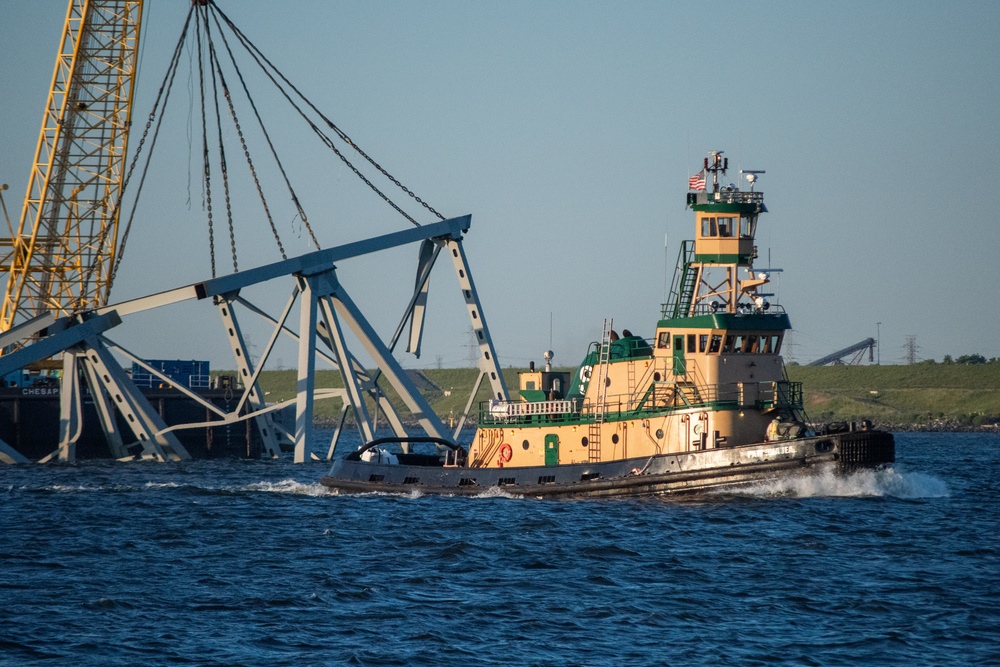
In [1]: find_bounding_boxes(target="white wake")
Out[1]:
[727,466,949,499]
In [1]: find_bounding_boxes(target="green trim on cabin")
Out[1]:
[693,253,751,264]
[690,202,762,214]
[519,389,548,403]
[566,335,654,399]
[656,312,792,331]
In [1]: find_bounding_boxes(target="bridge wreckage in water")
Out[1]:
[0,4,891,495]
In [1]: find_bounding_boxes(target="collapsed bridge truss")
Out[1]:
[0,215,509,464]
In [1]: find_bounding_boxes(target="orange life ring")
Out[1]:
[499,443,513,463]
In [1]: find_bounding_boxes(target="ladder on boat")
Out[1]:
[588,318,613,462]
[667,241,698,319]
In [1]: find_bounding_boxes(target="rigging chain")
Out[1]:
[208,10,295,256]
[211,2,446,226]
[104,7,196,291]
[106,1,448,294]
[204,19,238,273]
[195,10,219,278]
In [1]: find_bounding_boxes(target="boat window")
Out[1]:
[718,217,734,237]
[745,335,759,354]
[773,335,783,354]
[699,334,709,353]
[687,334,697,353]
[709,334,722,353]
[761,335,773,354]
[731,334,744,353]
[525,380,536,390]
[723,335,735,353]
[740,216,753,238]
[701,217,717,237]
[657,331,670,349]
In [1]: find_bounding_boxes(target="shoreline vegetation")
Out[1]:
[244,363,1000,434]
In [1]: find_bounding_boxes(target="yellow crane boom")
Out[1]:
[0,0,143,333]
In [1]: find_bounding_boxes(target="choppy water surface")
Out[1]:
[1,432,998,666]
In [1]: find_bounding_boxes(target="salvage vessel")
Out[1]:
[321,151,894,498]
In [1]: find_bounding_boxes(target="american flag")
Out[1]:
[688,170,706,191]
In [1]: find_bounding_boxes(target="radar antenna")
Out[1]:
[740,169,766,192]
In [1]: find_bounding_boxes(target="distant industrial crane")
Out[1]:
[807,338,876,367]
[0,0,143,334]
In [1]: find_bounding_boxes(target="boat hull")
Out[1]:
[320,429,894,499]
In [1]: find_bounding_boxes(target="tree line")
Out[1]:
[934,354,996,365]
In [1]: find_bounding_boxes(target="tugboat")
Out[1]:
[321,151,894,498]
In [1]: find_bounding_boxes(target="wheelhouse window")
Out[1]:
[701,216,738,238]
[701,217,717,237]
[699,334,709,353]
[657,331,670,349]
[713,332,784,354]
[687,334,697,353]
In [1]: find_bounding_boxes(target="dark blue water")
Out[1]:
[2,432,998,666]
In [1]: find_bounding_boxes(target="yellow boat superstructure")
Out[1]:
[471,150,802,469]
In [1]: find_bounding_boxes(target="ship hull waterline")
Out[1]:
[320,430,894,499]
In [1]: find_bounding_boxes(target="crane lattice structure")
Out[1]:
[0,0,143,334]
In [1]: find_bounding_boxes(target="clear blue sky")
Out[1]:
[1,1,998,370]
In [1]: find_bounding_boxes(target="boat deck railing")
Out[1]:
[478,380,803,426]
[660,299,788,320]
[686,190,764,206]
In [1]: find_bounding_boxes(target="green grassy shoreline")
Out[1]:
[239,364,1000,432]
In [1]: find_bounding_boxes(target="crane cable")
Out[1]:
[105,1,445,290]
[210,2,446,226]
[194,12,218,278]
[106,6,196,291]
[208,14,289,258]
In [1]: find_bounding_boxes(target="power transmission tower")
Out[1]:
[904,335,919,364]
[465,326,478,367]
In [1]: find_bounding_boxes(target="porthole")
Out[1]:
[655,429,664,439]
[581,436,589,447]
[522,439,530,450]
[654,372,661,381]
[611,434,619,444]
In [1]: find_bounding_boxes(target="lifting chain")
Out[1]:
[108,10,196,289]
[212,3,447,226]
[207,37,238,273]
[209,24,289,259]
[195,13,217,278]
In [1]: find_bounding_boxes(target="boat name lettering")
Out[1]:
[745,446,792,458]
[22,387,59,396]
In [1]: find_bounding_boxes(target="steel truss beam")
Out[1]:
[1,214,508,464]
